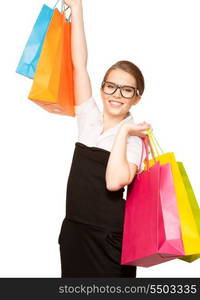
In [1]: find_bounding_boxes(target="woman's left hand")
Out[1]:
[121,121,152,138]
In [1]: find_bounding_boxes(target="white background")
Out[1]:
[0,0,199,277]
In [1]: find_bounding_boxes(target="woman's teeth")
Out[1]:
[109,100,123,107]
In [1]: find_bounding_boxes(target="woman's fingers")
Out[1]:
[138,121,151,127]
[123,122,152,137]
[133,122,153,138]
[138,124,151,131]
[64,0,71,5]
[64,0,81,7]
[64,0,75,7]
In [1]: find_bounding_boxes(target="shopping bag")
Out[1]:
[147,130,200,261]
[121,135,185,267]
[16,0,63,79]
[28,5,75,116]
[177,162,200,262]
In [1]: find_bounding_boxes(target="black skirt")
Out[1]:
[58,142,136,278]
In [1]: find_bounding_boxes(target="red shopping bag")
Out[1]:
[121,136,185,267]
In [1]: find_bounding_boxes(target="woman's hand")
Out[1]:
[122,121,152,138]
[64,0,82,9]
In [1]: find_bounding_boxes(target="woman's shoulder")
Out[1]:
[74,96,99,115]
[74,96,95,114]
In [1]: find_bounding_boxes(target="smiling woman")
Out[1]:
[58,0,151,278]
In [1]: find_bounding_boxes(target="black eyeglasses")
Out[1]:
[101,81,139,99]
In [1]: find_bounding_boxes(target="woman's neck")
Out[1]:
[101,111,130,133]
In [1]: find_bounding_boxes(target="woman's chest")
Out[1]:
[77,126,116,152]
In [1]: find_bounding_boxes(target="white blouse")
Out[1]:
[74,96,146,168]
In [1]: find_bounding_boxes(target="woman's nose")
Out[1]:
[113,87,121,97]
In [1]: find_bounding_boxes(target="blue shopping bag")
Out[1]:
[16,0,63,79]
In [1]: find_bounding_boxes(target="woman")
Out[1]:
[58,0,151,277]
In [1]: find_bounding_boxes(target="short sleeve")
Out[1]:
[74,96,98,116]
[74,96,101,137]
[126,135,146,169]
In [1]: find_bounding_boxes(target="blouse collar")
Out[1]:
[98,110,135,137]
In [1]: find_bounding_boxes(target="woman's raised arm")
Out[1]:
[64,0,92,106]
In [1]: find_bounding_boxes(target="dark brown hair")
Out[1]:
[102,60,145,96]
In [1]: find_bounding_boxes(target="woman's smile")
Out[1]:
[108,99,124,107]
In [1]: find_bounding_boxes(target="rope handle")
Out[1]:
[137,134,157,174]
[137,137,145,174]
[62,1,72,23]
[53,0,62,9]
[53,0,72,23]
[146,129,164,156]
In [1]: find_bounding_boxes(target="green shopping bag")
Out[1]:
[177,162,200,262]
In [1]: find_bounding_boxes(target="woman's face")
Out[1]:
[100,68,141,118]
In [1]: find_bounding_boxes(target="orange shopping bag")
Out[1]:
[28,6,75,116]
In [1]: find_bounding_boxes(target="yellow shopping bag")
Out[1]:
[145,129,200,262]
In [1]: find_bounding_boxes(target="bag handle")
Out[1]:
[62,1,72,23]
[137,137,145,174]
[137,134,157,174]
[146,134,157,162]
[146,129,164,156]
[53,0,62,9]
[53,0,72,22]
[145,135,157,168]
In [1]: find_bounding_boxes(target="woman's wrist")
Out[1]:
[70,0,82,11]
[119,123,132,136]
[116,124,130,142]
[70,3,83,18]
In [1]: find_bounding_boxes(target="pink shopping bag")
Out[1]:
[121,135,185,267]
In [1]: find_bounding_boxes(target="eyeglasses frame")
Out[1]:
[101,81,140,99]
